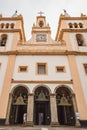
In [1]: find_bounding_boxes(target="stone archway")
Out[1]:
[34,86,51,125]
[8,86,28,125]
[56,86,76,126]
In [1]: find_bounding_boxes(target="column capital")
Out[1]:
[50,93,56,97]
[28,93,34,96]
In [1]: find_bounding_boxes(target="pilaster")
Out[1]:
[68,55,87,119]
[27,93,34,126]
[72,94,80,127]
[50,94,59,126]
[0,55,16,119]
[5,93,12,125]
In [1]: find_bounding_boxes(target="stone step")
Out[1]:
[22,126,49,130]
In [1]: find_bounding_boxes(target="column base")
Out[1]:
[51,122,60,127]
[5,122,10,125]
[26,121,34,126]
[75,119,80,127]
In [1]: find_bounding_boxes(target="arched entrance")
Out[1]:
[9,86,28,124]
[34,86,51,125]
[56,86,76,126]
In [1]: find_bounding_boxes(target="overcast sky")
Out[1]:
[0,0,87,40]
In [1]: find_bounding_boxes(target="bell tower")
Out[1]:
[31,12,51,43]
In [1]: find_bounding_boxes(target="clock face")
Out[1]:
[36,34,47,42]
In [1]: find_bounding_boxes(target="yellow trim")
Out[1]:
[11,80,73,84]
[68,55,87,119]
[0,51,87,55]
[0,55,16,118]
[36,62,48,75]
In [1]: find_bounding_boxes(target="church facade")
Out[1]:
[0,12,87,127]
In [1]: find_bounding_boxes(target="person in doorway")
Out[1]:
[23,112,27,126]
[39,113,43,125]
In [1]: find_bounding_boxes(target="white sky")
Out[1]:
[0,0,87,40]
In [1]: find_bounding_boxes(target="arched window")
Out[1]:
[6,23,9,29]
[10,23,15,29]
[74,23,78,28]
[79,23,83,28]
[0,34,7,46]
[76,34,85,46]
[68,23,73,28]
[39,21,44,27]
[0,23,4,29]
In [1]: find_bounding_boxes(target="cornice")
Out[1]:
[0,51,87,55]
[18,43,65,46]
[59,16,87,21]
[31,30,51,34]
[37,16,46,19]
[0,29,21,33]
[0,15,23,21]
[32,26,50,29]
[62,29,87,32]
[11,80,73,84]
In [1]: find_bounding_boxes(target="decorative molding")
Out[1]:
[28,93,34,96]
[11,80,73,84]
[0,16,23,21]
[50,93,56,96]
[0,51,87,55]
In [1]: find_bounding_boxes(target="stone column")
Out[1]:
[72,94,80,127]
[50,94,59,126]
[27,93,34,126]
[5,93,12,125]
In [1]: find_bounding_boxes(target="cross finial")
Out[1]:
[38,11,44,16]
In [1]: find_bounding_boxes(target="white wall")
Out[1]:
[76,56,87,105]
[0,56,8,96]
[13,55,72,81]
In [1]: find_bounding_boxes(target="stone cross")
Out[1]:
[38,11,44,16]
